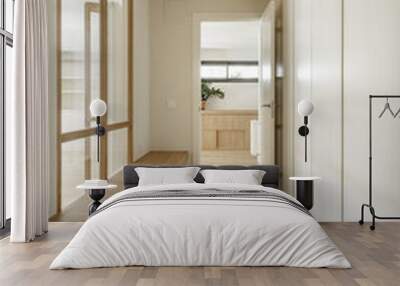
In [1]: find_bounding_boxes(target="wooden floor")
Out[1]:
[200,150,257,166]
[135,151,189,165]
[1,222,399,286]
[51,151,189,222]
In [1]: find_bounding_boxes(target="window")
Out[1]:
[0,0,14,233]
[228,65,258,80]
[201,61,258,83]
[201,64,227,80]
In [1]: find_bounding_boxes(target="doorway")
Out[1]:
[199,20,260,165]
[192,8,281,166]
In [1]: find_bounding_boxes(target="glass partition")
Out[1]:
[61,0,100,133]
[61,137,100,210]
[5,0,13,33]
[1,0,13,231]
[57,0,132,217]
[107,0,128,124]
[107,128,128,176]
[61,139,86,209]
[5,44,12,220]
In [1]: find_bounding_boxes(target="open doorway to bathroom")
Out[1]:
[198,20,260,165]
[193,4,283,166]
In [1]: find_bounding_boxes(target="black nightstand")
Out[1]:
[77,182,117,215]
[289,177,321,210]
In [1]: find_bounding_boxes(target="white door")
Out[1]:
[258,0,276,164]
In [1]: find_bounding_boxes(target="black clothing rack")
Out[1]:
[359,95,400,230]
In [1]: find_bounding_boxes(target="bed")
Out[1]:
[50,165,350,269]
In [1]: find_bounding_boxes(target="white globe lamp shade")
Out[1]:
[298,99,314,116]
[90,99,107,117]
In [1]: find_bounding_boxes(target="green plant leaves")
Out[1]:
[201,82,225,101]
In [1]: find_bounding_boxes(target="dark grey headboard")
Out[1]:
[123,165,280,189]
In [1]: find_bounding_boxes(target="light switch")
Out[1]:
[166,98,177,109]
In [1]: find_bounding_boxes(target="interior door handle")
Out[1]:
[261,103,275,119]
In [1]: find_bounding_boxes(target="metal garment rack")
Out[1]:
[359,95,400,230]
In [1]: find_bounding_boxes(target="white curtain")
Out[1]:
[9,0,49,242]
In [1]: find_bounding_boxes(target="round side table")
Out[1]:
[289,177,321,210]
[77,183,117,215]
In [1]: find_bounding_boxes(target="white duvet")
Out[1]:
[50,183,351,269]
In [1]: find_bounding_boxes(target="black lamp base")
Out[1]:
[296,180,314,210]
[96,125,106,136]
[88,189,106,215]
[298,116,310,162]
[298,126,309,136]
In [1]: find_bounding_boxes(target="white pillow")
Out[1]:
[200,169,266,185]
[135,167,201,186]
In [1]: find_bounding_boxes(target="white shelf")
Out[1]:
[289,177,321,181]
[77,184,117,190]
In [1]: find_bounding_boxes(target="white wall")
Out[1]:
[291,0,343,222]
[201,48,258,61]
[133,0,151,160]
[286,0,400,221]
[343,0,400,221]
[149,0,269,151]
[108,0,129,175]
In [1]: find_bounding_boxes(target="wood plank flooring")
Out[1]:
[135,151,189,165]
[1,222,399,286]
[200,150,257,165]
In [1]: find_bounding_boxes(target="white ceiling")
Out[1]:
[201,21,260,50]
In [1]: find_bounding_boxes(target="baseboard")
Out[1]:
[49,213,58,221]
[108,166,124,181]
[133,149,150,162]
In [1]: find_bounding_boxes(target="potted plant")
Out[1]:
[201,82,225,110]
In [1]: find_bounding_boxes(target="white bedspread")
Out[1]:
[50,183,351,269]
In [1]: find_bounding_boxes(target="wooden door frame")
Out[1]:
[55,0,134,214]
[259,1,276,165]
